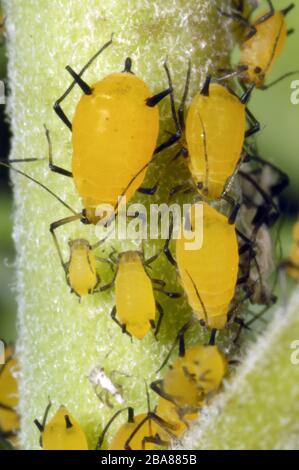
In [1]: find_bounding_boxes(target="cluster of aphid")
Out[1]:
[1,0,298,450]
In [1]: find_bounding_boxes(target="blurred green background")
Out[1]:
[0,0,298,345]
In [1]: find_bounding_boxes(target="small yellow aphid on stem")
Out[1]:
[34,403,88,450]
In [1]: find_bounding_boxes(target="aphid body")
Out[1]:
[185,83,246,198]
[115,251,156,339]
[108,412,158,451]
[240,10,288,88]
[36,405,88,450]
[72,72,159,220]
[67,239,98,297]
[176,203,239,329]
[0,347,19,437]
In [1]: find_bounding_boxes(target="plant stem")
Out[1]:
[4,0,233,450]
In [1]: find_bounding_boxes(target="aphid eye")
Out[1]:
[254,66,262,74]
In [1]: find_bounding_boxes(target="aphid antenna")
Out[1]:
[262,70,299,90]
[0,162,77,215]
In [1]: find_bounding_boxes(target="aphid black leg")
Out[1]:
[110,306,131,338]
[208,329,217,346]
[142,435,169,449]
[54,36,113,131]
[138,181,159,195]
[150,278,166,287]
[146,88,172,107]
[254,0,275,26]
[169,182,194,199]
[33,419,44,433]
[186,272,209,324]
[53,101,72,131]
[155,301,164,337]
[237,229,254,255]
[44,125,73,177]
[221,194,240,224]
[96,407,132,450]
[163,216,177,267]
[163,60,181,133]
[240,83,255,104]
[50,215,82,277]
[157,319,193,373]
[246,153,290,196]
[124,412,177,450]
[154,287,181,299]
[154,60,184,154]
[144,251,162,267]
[34,398,52,447]
[238,170,280,224]
[150,380,178,406]
[178,332,186,357]
[65,66,93,95]
[217,9,257,39]
[98,273,116,292]
[178,60,191,131]
[245,108,260,138]
[154,132,182,155]
[237,273,250,285]
[95,256,115,271]
[0,158,44,164]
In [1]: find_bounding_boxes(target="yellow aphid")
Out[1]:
[152,345,227,442]
[185,83,246,198]
[0,347,19,437]
[115,251,156,339]
[240,10,288,88]
[35,405,88,450]
[155,345,226,414]
[160,64,255,203]
[52,41,170,226]
[67,239,99,297]
[163,345,227,401]
[72,73,159,215]
[104,249,180,339]
[108,413,158,451]
[176,203,239,329]
[100,346,226,450]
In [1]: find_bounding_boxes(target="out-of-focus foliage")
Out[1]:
[251,0,299,205]
[0,0,16,343]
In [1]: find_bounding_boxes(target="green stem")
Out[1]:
[4,0,233,450]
